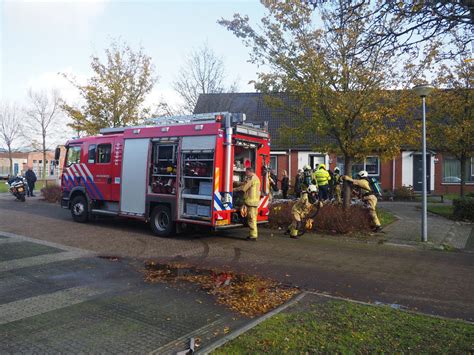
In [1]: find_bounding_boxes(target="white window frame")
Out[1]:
[365,156,380,176]
[471,157,474,177]
[336,156,380,176]
[269,155,278,172]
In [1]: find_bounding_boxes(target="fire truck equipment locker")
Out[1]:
[120,138,149,215]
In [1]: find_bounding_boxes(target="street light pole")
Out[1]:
[413,84,434,242]
[421,96,428,242]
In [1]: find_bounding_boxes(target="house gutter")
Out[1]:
[288,149,292,181]
[392,158,396,192]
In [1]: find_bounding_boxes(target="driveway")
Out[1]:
[0,194,473,321]
[380,201,473,249]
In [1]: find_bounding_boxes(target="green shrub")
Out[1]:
[452,197,474,221]
[466,192,474,198]
[41,184,62,203]
[394,185,415,200]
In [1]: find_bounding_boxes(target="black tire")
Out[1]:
[150,205,175,237]
[70,195,89,223]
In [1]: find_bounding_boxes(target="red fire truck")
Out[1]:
[56,112,271,236]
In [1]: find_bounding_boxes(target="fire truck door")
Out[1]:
[91,139,114,201]
[120,138,149,215]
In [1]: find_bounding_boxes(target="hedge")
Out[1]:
[452,197,474,221]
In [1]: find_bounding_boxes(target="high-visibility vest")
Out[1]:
[315,169,331,186]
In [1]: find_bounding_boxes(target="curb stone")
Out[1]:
[196,292,306,354]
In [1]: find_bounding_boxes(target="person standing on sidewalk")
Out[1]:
[281,170,289,199]
[25,167,37,197]
[234,167,261,241]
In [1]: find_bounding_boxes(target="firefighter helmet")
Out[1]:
[319,164,326,170]
[303,164,311,171]
[307,184,317,193]
[358,170,368,178]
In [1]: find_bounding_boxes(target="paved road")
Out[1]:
[0,194,473,321]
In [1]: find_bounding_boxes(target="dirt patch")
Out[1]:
[269,200,372,234]
[143,261,299,318]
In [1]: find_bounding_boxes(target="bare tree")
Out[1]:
[0,103,23,176]
[173,43,238,113]
[25,89,61,179]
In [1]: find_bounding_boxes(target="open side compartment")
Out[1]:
[179,135,216,222]
[149,140,178,195]
[232,141,257,210]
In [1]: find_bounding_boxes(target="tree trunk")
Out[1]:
[460,155,466,198]
[343,155,353,209]
[7,145,13,176]
[42,131,47,180]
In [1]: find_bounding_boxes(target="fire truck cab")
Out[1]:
[59,112,271,237]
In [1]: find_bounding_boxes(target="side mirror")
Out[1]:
[54,146,61,161]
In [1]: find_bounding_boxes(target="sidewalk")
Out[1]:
[0,231,249,353]
[379,201,473,249]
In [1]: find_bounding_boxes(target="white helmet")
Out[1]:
[303,164,311,171]
[307,184,317,193]
[358,170,368,178]
[334,167,340,173]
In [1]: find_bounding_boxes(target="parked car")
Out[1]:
[443,176,462,183]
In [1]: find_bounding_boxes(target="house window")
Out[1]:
[97,144,111,163]
[365,156,380,176]
[269,156,278,173]
[336,156,380,177]
[471,158,474,177]
[336,157,345,175]
[443,157,460,183]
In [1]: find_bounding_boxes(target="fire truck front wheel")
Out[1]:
[70,195,89,223]
[150,205,175,237]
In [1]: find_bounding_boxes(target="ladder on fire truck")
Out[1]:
[99,112,245,135]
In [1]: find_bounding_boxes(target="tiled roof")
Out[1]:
[194,92,336,150]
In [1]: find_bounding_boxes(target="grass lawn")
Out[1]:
[377,208,397,227]
[214,300,474,354]
[0,181,49,194]
[427,204,454,219]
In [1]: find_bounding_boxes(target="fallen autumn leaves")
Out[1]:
[143,261,299,318]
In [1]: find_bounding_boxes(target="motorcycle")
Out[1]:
[7,176,27,202]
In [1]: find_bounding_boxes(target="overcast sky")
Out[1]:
[1,0,265,110]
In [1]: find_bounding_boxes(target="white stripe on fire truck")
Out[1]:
[80,164,94,180]
[74,164,98,199]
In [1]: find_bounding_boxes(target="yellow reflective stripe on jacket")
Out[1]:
[315,169,331,186]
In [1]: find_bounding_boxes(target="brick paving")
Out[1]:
[0,232,248,354]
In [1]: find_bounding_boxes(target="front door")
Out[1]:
[310,155,325,170]
[413,154,431,192]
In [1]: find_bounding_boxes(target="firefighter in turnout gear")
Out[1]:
[234,167,261,241]
[315,164,331,201]
[301,165,313,191]
[342,170,382,232]
[332,167,342,204]
[287,184,319,239]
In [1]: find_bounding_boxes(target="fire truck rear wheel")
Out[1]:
[150,205,175,237]
[70,195,89,223]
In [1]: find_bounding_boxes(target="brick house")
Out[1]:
[194,93,474,194]
[0,148,66,180]
[0,152,29,178]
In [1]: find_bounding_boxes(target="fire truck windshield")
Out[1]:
[65,146,81,167]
